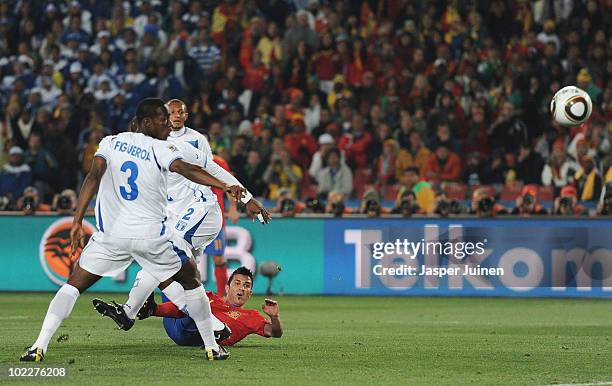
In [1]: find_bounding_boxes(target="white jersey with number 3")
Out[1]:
[94,132,183,239]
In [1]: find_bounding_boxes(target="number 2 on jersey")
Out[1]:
[120,161,139,200]
[182,207,194,220]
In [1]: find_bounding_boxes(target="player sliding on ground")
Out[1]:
[139,266,283,346]
[91,99,270,343]
[20,98,244,362]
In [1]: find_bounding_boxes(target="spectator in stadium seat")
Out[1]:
[575,156,603,202]
[283,10,318,58]
[108,92,134,133]
[422,143,462,184]
[309,133,339,178]
[311,32,340,88]
[576,68,602,105]
[284,118,317,171]
[370,122,393,162]
[553,185,585,216]
[489,101,529,154]
[316,148,353,198]
[324,191,351,217]
[228,135,249,171]
[338,113,372,169]
[256,21,282,68]
[541,140,580,194]
[16,186,51,214]
[393,110,412,149]
[80,129,104,175]
[462,152,486,186]
[272,188,304,217]
[0,146,32,205]
[235,150,267,199]
[304,93,322,134]
[167,43,200,95]
[395,131,430,181]
[189,28,221,76]
[469,187,508,217]
[391,190,421,217]
[252,125,274,164]
[10,106,34,149]
[427,120,460,155]
[264,149,302,200]
[149,62,183,100]
[207,122,231,155]
[24,132,57,195]
[481,150,510,185]
[376,139,399,187]
[511,185,548,216]
[137,24,168,68]
[327,75,353,111]
[516,142,545,185]
[397,167,435,214]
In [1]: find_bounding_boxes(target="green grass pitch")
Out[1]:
[1,293,612,385]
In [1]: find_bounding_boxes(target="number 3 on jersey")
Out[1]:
[120,161,139,200]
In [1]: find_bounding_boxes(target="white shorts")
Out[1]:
[171,201,222,251]
[78,231,192,282]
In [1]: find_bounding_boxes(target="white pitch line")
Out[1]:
[546,382,612,386]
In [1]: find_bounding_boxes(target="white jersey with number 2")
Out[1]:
[165,127,217,219]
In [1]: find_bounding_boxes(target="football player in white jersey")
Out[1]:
[21,98,244,363]
[93,99,270,341]
[164,98,268,249]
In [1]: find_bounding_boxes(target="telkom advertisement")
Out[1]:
[0,216,610,297]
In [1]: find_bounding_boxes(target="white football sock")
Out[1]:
[32,284,80,352]
[161,282,224,330]
[212,314,225,331]
[183,286,219,351]
[161,281,187,313]
[123,270,160,320]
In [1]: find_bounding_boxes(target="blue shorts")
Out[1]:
[203,227,225,256]
[161,293,202,347]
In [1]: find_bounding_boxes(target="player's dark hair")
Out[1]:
[136,98,166,123]
[228,266,254,285]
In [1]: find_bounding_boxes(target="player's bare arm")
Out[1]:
[262,299,283,338]
[169,159,245,200]
[226,192,240,224]
[70,156,107,255]
[246,199,271,224]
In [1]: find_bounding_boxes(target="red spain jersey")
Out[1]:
[211,155,231,227]
[207,291,269,346]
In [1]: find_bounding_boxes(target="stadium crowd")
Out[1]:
[0,0,610,217]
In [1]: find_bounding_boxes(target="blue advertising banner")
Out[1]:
[0,215,323,295]
[323,218,612,297]
[1,215,610,297]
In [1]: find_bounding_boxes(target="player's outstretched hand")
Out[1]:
[70,222,85,256]
[262,299,279,317]
[246,199,271,224]
[226,185,246,201]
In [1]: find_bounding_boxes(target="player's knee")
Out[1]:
[173,259,200,289]
[66,265,100,293]
[158,278,174,291]
[176,277,199,290]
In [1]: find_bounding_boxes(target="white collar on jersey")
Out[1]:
[170,127,188,137]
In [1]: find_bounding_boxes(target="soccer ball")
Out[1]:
[550,86,592,126]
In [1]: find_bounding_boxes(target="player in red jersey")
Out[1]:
[139,266,283,346]
[203,154,239,296]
